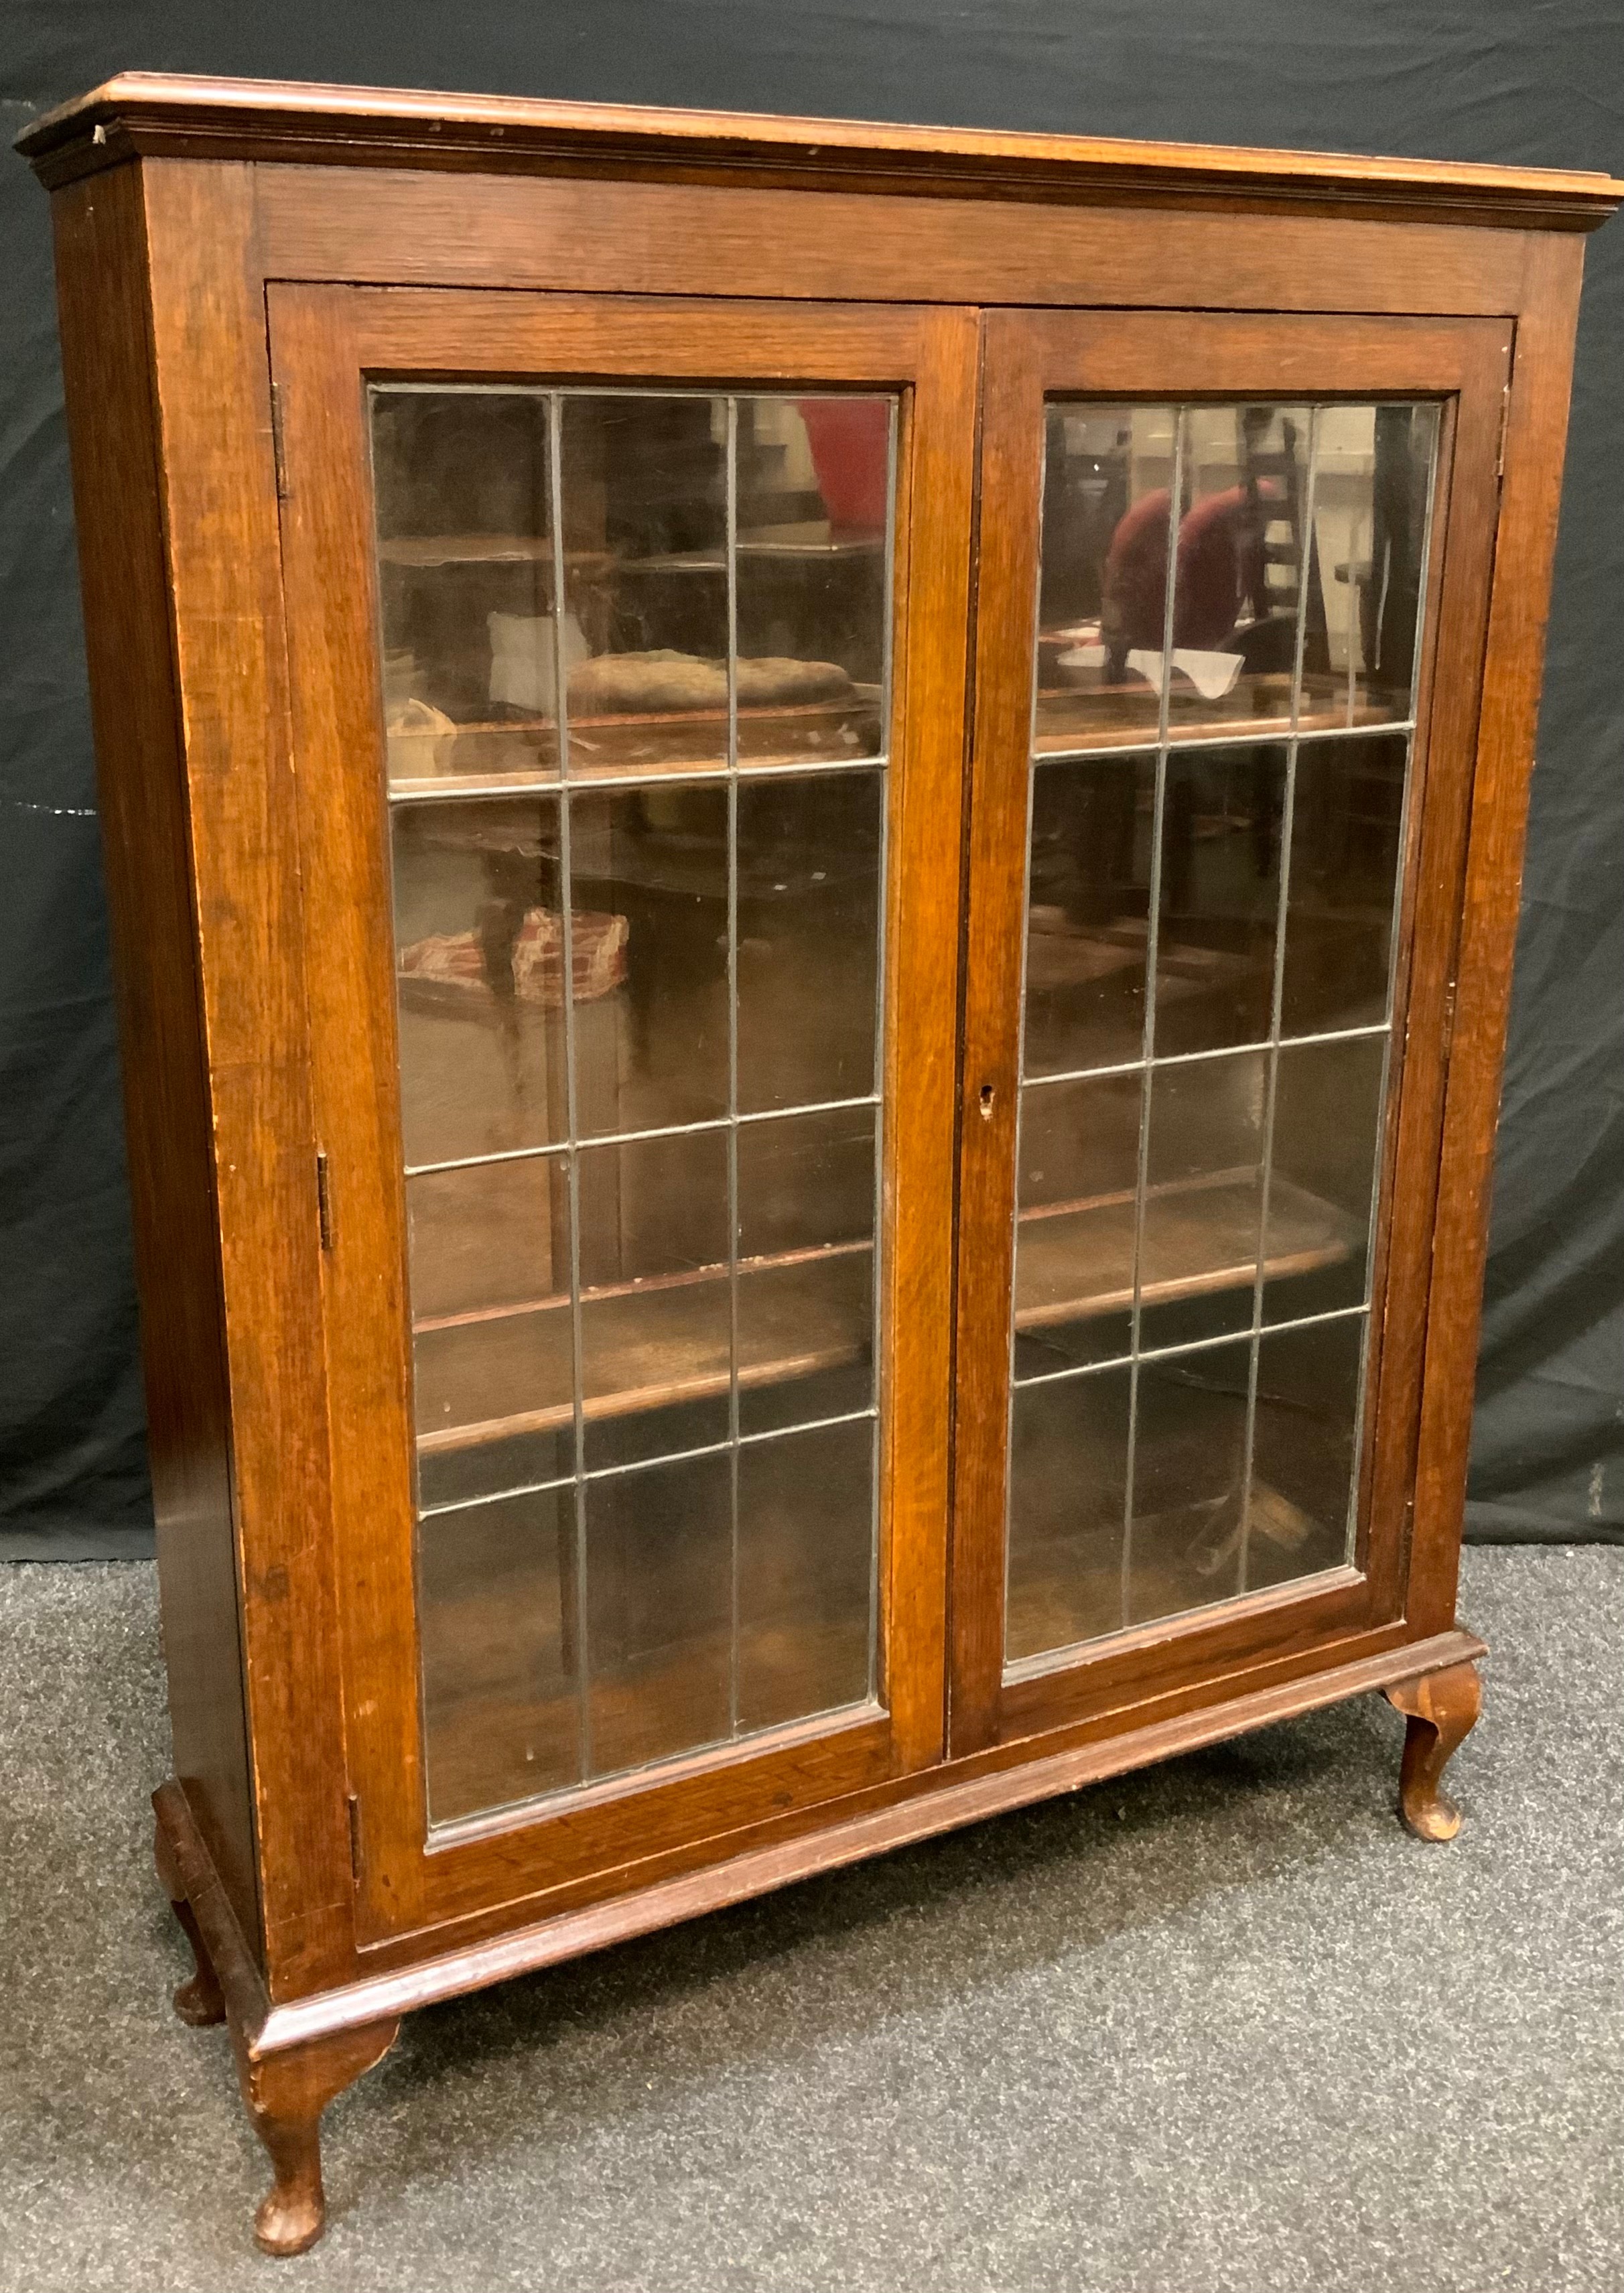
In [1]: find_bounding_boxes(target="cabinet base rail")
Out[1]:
[155,1622,1484,2255]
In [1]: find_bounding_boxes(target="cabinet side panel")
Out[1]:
[138,160,356,1999]
[1408,233,1587,1631]
[48,164,261,1954]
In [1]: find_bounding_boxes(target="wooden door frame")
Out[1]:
[268,283,977,1943]
[950,310,1512,1757]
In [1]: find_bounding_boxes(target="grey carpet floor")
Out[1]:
[0,1548,1619,2292]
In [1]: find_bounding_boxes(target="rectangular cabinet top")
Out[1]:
[17,70,1623,227]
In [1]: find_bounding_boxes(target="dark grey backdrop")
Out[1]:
[3,1,1621,1555]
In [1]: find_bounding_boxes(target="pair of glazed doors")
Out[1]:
[269,284,1507,1941]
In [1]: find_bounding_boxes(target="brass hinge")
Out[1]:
[1495,380,1511,484]
[316,1149,334,1250]
[270,383,289,501]
[346,1792,362,1886]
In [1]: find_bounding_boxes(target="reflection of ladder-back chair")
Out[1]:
[1231,408,1329,679]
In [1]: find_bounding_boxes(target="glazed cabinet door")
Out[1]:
[268,288,975,1942]
[953,311,1510,1754]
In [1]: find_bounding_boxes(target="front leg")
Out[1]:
[1383,1658,1482,1841]
[233,2020,400,2257]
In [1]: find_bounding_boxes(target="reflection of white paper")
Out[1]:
[1125,647,1245,701]
[1057,643,1109,673]
[489,611,588,712]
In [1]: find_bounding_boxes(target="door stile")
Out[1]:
[951,318,1048,1756]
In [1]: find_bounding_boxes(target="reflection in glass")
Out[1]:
[578,1129,732,1469]
[371,389,557,789]
[1022,755,1153,1078]
[1247,1315,1365,1590]
[586,1451,734,1778]
[1128,1339,1253,1625]
[1014,1070,1142,1377]
[418,1485,578,1821]
[391,796,573,1171]
[569,781,729,1137]
[1280,733,1409,1036]
[1034,399,1436,755]
[1308,404,1438,726]
[372,385,897,1821]
[737,1418,874,1728]
[1263,1033,1388,1325]
[1164,405,1311,740]
[409,1155,573,1510]
[735,397,890,763]
[1140,1053,1266,1346]
[736,769,883,1114]
[1006,1366,1132,1663]
[1152,744,1286,1057]
[559,393,731,777]
[1004,393,1436,1672]
[1034,403,1174,753]
[736,1105,876,1436]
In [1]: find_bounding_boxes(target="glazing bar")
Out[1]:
[419,1404,886,1519]
[548,393,593,1784]
[1012,1301,1370,1394]
[386,752,890,807]
[404,1093,882,1179]
[1235,405,1322,1599]
[1018,1020,1392,1100]
[1120,408,1186,1634]
[866,400,900,1705]
[724,395,742,1744]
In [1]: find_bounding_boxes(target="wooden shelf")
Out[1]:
[378,535,614,569]
[1033,671,1404,756]
[413,1172,1356,1459]
[415,1243,872,1455]
[387,690,882,792]
[1017,1170,1355,1330]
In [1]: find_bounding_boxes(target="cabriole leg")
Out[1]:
[233,2020,400,2257]
[153,1813,226,2027]
[1383,1658,1482,1841]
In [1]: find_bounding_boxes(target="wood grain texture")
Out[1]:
[251,166,1540,322]
[1383,1656,1482,1840]
[39,107,1595,2217]
[137,162,354,1999]
[237,1624,1484,2048]
[19,74,1621,228]
[234,2018,400,2255]
[949,309,1511,1759]
[48,165,261,1958]
[951,314,1045,1755]
[1358,329,1511,1624]
[269,285,971,1941]
[1407,233,1588,1638]
[154,1807,227,2027]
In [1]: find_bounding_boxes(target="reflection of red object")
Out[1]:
[1103,482,1276,650]
[797,398,890,529]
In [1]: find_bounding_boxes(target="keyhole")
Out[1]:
[978,1083,996,1120]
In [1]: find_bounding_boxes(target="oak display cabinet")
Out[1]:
[21,74,1619,2255]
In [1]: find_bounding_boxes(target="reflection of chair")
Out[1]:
[1231,409,1329,677]
[1099,414,1329,682]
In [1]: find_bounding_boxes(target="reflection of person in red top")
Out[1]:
[1101,481,1278,665]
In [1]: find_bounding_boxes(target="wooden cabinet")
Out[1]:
[21,74,1619,2255]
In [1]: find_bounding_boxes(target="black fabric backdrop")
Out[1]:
[3,1,1621,1556]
